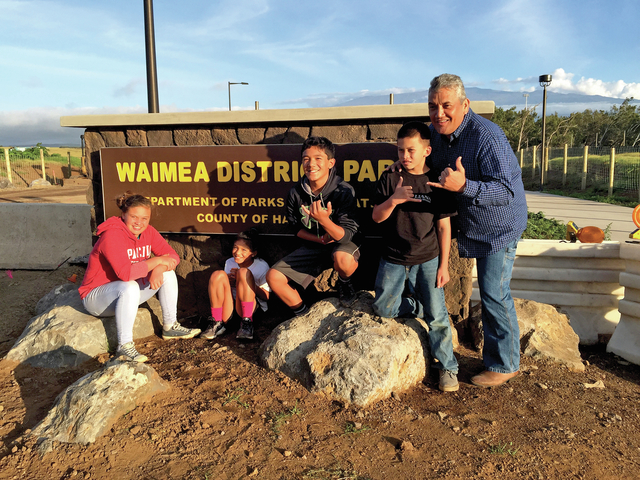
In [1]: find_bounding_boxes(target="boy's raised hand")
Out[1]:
[302,200,332,224]
[427,156,466,193]
[391,176,421,204]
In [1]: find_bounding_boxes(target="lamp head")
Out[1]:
[539,74,552,87]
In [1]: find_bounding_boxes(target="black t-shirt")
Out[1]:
[373,169,457,266]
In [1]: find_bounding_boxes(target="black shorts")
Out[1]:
[271,242,361,289]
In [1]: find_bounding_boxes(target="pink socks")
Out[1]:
[241,302,254,321]
[211,307,223,322]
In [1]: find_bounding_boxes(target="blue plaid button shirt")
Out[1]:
[429,109,528,258]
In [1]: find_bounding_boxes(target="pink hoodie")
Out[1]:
[79,216,180,299]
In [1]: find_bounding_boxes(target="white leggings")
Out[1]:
[82,270,178,346]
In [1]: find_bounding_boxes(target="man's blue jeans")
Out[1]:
[476,239,520,374]
[373,257,458,373]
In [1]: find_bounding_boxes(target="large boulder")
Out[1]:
[470,298,585,372]
[31,360,168,448]
[6,286,156,368]
[258,292,431,407]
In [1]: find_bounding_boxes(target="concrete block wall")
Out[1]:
[471,240,625,345]
[0,204,93,269]
[607,244,640,364]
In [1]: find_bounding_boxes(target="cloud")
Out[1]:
[113,79,145,98]
[493,69,640,99]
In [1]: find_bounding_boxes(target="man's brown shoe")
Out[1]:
[471,370,519,388]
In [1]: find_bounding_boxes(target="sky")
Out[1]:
[1,0,639,146]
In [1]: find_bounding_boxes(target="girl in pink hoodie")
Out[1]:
[80,192,200,362]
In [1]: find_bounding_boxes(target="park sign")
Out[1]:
[100,143,397,235]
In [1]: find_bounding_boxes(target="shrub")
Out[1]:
[522,211,566,240]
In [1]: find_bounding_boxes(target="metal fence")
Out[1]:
[518,145,640,199]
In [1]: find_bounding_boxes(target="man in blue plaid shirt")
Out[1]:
[426,74,528,388]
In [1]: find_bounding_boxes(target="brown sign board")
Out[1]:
[100,143,398,236]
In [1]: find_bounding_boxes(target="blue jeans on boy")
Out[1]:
[373,257,458,373]
[476,239,520,374]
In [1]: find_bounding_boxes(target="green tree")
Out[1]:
[605,99,640,146]
[493,106,540,151]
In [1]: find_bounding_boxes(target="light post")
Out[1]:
[144,0,159,113]
[523,93,529,110]
[228,82,248,111]
[539,74,552,189]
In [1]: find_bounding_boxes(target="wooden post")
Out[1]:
[532,145,537,180]
[608,147,615,197]
[3,147,12,185]
[545,147,550,172]
[519,149,523,169]
[67,151,72,179]
[581,145,589,190]
[40,148,46,180]
[562,144,568,186]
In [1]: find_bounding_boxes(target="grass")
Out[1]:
[221,388,249,409]
[267,402,303,435]
[489,441,520,456]
[46,154,82,168]
[342,422,371,435]
[304,464,370,480]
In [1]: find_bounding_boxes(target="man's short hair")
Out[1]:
[397,121,431,141]
[302,136,336,159]
[429,74,467,102]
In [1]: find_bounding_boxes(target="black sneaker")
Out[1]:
[236,318,254,340]
[201,318,227,340]
[337,278,357,307]
[293,303,309,317]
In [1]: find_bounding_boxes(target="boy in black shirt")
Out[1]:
[372,122,459,392]
[266,136,361,314]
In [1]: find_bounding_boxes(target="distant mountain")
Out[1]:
[338,87,640,115]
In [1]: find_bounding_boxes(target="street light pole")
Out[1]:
[228,81,249,111]
[523,93,529,111]
[539,74,552,190]
[143,0,159,113]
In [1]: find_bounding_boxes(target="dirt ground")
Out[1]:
[1,267,640,480]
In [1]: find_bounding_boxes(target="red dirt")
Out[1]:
[1,267,640,480]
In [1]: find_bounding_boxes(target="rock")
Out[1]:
[31,360,168,447]
[237,128,265,144]
[29,178,51,187]
[469,298,585,372]
[147,129,174,146]
[0,178,14,189]
[174,128,213,146]
[35,284,80,315]
[400,440,415,451]
[584,380,606,389]
[6,286,156,368]
[258,293,430,407]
